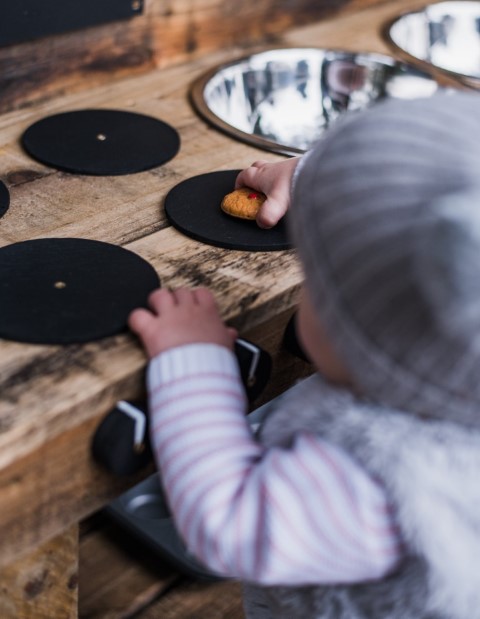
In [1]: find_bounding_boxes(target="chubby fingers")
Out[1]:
[235,160,267,190]
[251,159,268,168]
[192,286,217,308]
[170,287,196,307]
[256,197,287,229]
[128,307,156,337]
[128,286,234,358]
[144,286,219,314]
[128,288,182,334]
[144,288,176,314]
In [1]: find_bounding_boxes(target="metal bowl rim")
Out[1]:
[382,2,480,87]
[189,46,429,157]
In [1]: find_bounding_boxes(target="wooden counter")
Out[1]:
[0,0,448,616]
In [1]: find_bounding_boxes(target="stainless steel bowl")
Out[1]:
[190,48,442,156]
[384,1,480,88]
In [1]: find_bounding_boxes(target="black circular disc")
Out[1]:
[0,238,160,344]
[164,170,291,251]
[22,109,180,176]
[0,180,10,219]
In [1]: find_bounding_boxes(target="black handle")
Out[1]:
[92,338,271,475]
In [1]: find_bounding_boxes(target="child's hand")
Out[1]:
[235,157,300,228]
[128,287,237,359]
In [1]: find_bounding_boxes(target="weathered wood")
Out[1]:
[79,519,179,619]
[0,0,390,114]
[0,525,79,619]
[78,512,244,619]
[0,0,448,570]
[0,410,158,571]
[0,54,284,249]
[0,237,301,568]
[0,0,457,612]
[136,579,244,619]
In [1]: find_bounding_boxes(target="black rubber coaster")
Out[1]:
[0,180,10,219]
[164,170,291,251]
[22,109,180,176]
[0,238,160,344]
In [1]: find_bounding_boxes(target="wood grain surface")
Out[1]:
[0,0,456,609]
[78,515,245,619]
[0,0,390,114]
[79,518,179,619]
[0,525,79,619]
[0,42,306,569]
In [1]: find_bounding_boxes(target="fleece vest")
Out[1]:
[245,374,480,619]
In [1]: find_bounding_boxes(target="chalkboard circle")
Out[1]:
[0,238,160,344]
[22,109,180,175]
[164,170,291,251]
[0,180,10,219]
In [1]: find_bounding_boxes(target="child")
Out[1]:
[129,91,480,619]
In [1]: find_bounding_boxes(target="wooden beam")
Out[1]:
[0,0,390,113]
[79,519,179,618]
[135,579,244,619]
[0,526,79,619]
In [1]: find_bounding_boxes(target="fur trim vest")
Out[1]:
[245,374,480,619]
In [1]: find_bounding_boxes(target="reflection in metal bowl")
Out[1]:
[190,48,442,156]
[384,1,480,87]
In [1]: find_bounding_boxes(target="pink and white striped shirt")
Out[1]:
[148,343,403,585]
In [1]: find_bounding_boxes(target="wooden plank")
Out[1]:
[0,16,154,114]
[79,519,179,619]
[0,228,301,457]
[0,199,302,569]
[0,0,444,250]
[0,0,390,114]
[0,53,282,249]
[0,525,79,619]
[0,46,300,464]
[0,239,302,569]
[0,411,157,570]
[79,520,244,619]
[136,579,244,619]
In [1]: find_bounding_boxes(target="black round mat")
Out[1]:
[0,180,10,219]
[22,109,180,176]
[0,238,160,344]
[164,170,291,251]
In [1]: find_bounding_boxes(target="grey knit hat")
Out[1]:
[290,91,480,426]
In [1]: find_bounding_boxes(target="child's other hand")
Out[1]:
[235,157,300,228]
[128,288,237,359]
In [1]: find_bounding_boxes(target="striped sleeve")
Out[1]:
[147,343,404,585]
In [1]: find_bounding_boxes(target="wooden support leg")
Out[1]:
[0,524,79,619]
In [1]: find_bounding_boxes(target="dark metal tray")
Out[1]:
[105,473,223,580]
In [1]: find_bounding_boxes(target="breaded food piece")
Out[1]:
[221,187,266,220]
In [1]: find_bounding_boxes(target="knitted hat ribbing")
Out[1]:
[290,92,480,426]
